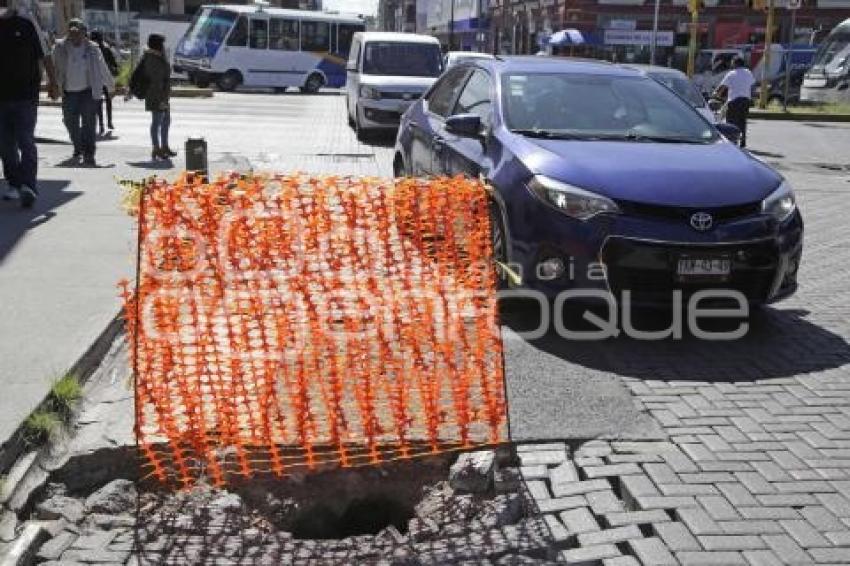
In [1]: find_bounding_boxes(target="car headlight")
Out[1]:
[360,85,380,100]
[761,181,797,222]
[528,175,620,220]
[199,58,211,68]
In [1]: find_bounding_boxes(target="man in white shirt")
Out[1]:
[718,56,755,148]
[52,19,114,166]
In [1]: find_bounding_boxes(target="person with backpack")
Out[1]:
[134,34,174,160]
[52,19,115,166]
[90,29,118,136]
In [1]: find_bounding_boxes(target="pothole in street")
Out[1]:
[17,447,555,564]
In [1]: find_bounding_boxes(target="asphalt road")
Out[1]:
[2,90,848,450]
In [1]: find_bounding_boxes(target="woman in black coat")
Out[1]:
[141,34,175,160]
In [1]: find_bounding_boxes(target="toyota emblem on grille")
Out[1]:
[690,211,714,231]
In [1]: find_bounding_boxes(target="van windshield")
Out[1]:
[175,8,237,58]
[363,42,442,77]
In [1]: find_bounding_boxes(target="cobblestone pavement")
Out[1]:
[518,122,850,564]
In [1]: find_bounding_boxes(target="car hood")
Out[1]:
[358,75,437,91]
[515,137,782,207]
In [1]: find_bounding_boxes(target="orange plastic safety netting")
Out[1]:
[120,173,507,487]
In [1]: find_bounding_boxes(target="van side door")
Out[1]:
[346,37,362,118]
[437,69,494,178]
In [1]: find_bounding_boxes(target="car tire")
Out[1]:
[300,73,325,94]
[490,201,509,290]
[347,100,356,129]
[393,154,407,178]
[355,110,370,142]
[217,70,242,92]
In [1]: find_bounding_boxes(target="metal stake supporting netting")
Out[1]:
[121,173,507,487]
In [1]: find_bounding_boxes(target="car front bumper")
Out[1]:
[506,201,803,307]
[358,99,416,129]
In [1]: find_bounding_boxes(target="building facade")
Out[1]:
[489,0,850,65]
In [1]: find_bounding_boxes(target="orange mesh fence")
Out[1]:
[121,173,507,487]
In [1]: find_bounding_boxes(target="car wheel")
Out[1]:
[355,111,370,142]
[217,70,242,92]
[490,201,509,289]
[393,154,407,178]
[300,73,325,94]
[347,99,356,129]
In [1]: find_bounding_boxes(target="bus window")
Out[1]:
[250,19,268,50]
[176,8,237,58]
[270,18,299,51]
[302,21,329,52]
[338,23,361,56]
[227,16,248,47]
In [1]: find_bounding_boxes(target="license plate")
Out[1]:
[803,77,827,88]
[677,257,731,277]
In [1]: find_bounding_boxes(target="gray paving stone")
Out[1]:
[735,472,777,495]
[741,550,784,566]
[537,496,588,514]
[698,535,767,551]
[719,521,785,535]
[676,507,722,535]
[717,484,760,506]
[519,450,566,467]
[604,510,670,527]
[677,551,748,565]
[646,463,683,485]
[584,464,642,479]
[823,530,850,545]
[773,481,835,494]
[636,495,699,511]
[587,490,625,514]
[603,557,641,566]
[761,534,813,565]
[621,474,661,503]
[577,525,643,547]
[559,507,600,534]
[738,507,801,521]
[519,465,548,480]
[779,520,831,548]
[517,443,568,453]
[548,461,579,485]
[757,494,819,507]
[560,544,621,564]
[808,547,850,564]
[551,479,611,498]
[543,514,571,543]
[629,536,677,566]
[814,493,850,517]
[679,472,736,484]
[654,521,701,551]
[698,495,741,520]
[799,506,846,532]
[658,483,719,497]
[751,461,793,482]
[526,480,550,501]
[697,462,754,472]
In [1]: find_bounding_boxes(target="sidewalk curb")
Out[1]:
[0,312,124,479]
[38,87,214,107]
[751,111,850,122]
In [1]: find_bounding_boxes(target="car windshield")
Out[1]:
[502,73,717,143]
[363,42,443,77]
[175,8,237,58]
[811,28,850,73]
[647,72,707,108]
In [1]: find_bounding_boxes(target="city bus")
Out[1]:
[172,4,365,92]
[801,18,850,104]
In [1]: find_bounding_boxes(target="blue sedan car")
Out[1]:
[393,57,803,307]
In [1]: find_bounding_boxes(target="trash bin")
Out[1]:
[185,138,208,179]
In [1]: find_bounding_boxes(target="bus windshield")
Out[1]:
[363,42,442,77]
[175,8,238,59]
[811,23,850,75]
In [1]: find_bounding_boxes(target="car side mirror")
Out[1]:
[716,122,741,144]
[445,114,483,138]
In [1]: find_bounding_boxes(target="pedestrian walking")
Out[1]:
[139,34,175,161]
[90,29,118,136]
[52,19,115,166]
[0,2,59,208]
[716,56,755,148]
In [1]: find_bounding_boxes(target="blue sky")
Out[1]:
[323,0,379,16]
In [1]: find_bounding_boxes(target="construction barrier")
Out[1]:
[121,173,507,487]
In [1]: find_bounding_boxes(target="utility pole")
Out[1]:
[758,0,775,109]
[112,0,120,46]
[449,0,455,51]
[650,0,660,66]
[686,0,701,77]
[783,0,800,110]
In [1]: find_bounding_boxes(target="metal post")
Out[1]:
[112,0,120,46]
[687,5,699,77]
[650,0,660,66]
[449,0,455,51]
[783,6,796,111]
[758,0,775,109]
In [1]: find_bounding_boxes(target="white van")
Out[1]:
[345,32,443,138]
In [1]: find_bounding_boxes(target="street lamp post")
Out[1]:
[448,0,455,51]
[650,0,660,65]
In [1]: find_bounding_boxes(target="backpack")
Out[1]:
[129,60,149,100]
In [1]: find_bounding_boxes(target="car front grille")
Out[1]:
[379,91,421,100]
[363,108,401,124]
[616,200,762,223]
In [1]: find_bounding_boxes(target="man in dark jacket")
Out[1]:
[140,33,174,160]
[0,3,58,208]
